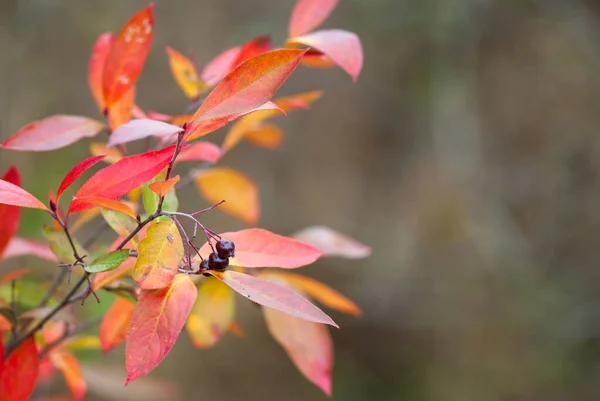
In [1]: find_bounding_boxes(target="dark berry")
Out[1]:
[208,252,229,272]
[198,259,210,272]
[216,239,235,259]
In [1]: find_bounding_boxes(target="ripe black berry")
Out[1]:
[198,259,209,272]
[208,252,229,272]
[216,239,235,258]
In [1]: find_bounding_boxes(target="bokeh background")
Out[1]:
[2,0,600,400]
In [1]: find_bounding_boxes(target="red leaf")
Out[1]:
[70,197,137,219]
[0,336,39,401]
[231,35,272,68]
[288,0,339,37]
[57,155,106,200]
[103,4,154,107]
[0,237,57,262]
[49,350,86,401]
[292,225,372,259]
[108,119,183,147]
[0,166,21,258]
[211,270,337,327]
[100,297,135,353]
[288,30,363,82]
[0,179,47,210]
[88,32,114,111]
[190,49,307,123]
[199,228,324,268]
[125,274,197,384]
[108,86,136,130]
[1,115,104,152]
[264,308,333,395]
[68,145,176,214]
[176,141,221,164]
[200,46,241,86]
[0,268,32,286]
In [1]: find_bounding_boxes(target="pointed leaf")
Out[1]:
[90,142,124,164]
[288,0,339,37]
[186,277,234,348]
[274,90,323,110]
[1,115,104,152]
[108,119,184,147]
[100,297,135,353]
[231,35,272,67]
[244,124,284,149]
[264,307,333,395]
[70,196,137,219]
[166,47,206,98]
[177,141,221,164]
[194,167,259,225]
[89,32,114,111]
[288,30,363,82]
[69,145,176,213]
[85,250,130,273]
[125,274,197,384]
[191,49,307,123]
[108,86,135,130]
[103,4,154,106]
[200,46,241,86]
[148,175,180,198]
[292,225,371,259]
[133,221,184,289]
[0,237,57,262]
[57,155,106,199]
[0,166,21,258]
[200,228,324,268]
[49,350,86,401]
[0,336,39,401]
[211,270,337,327]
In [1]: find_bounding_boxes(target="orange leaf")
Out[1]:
[100,297,135,353]
[221,107,285,152]
[103,4,154,107]
[0,237,56,262]
[193,167,259,225]
[191,49,307,123]
[200,46,241,86]
[0,268,32,286]
[1,115,104,152]
[292,225,371,259]
[125,274,197,385]
[148,175,180,198]
[264,307,333,396]
[69,196,137,219]
[49,349,86,401]
[88,32,114,111]
[90,142,124,164]
[0,166,21,258]
[243,124,284,149]
[166,46,206,99]
[261,272,361,316]
[288,0,339,37]
[274,90,323,110]
[0,179,47,210]
[108,86,135,131]
[0,314,11,333]
[231,35,272,68]
[176,141,221,164]
[0,336,39,401]
[186,277,234,348]
[288,30,363,82]
[211,270,337,327]
[300,49,337,69]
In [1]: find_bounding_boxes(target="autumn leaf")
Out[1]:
[292,225,372,259]
[166,46,207,98]
[93,258,136,291]
[102,208,138,238]
[132,221,184,290]
[243,124,284,149]
[288,0,339,37]
[56,155,106,200]
[69,197,137,219]
[61,335,102,351]
[190,49,307,123]
[200,46,241,86]
[108,86,136,131]
[186,277,234,348]
[231,34,272,67]
[42,226,87,264]
[0,315,11,333]
[0,166,21,258]
[69,145,176,214]
[0,179,47,210]
[288,30,363,82]
[0,268,32,286]
[108,119,183,147]
[103,4,154,107]
[49,349,86,401]
[176,141,221,164]
[100,297,135,353]
[274,90,323,110]
[0,336,39,401]
[0,115,104,152]
[85,250,130,273]
[125,274,197,384]
[89,32,114,111]
[199,228,324,268]
[264,307,333,395]
[90,142,123,164]
[210,270,337,326]
[148,175,180,198]
[0,237,57,262]
[194,167,259,225]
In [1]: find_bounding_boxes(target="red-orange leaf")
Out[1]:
[148,175,180,198]
[231,35,272,68]
[100,297,135,353]
[70,196,137,219]
[109,119,183,147]
[288,30,363,82]
[210,270,337,327]
[274,90,323,110]
[193,168,259,225]
[103,4,154,107]
[264,307,333,395]
[49,349,86,401]
[292,225,372,259]
[125,274,197,385]
[166,46,205,99]
[0,166,21,258]
[199,228,324,268]
[108,86,135,130]
[1,115,104,152]
[57,155,106,200]
[0,315,10,333]
[0,336,39,401]
[176,141,221,164]
[200,46,241,86]
[0,268,32,286]
[288,0,339,37]
[1,237,57,262]
[88,32,114,111]
[69,145,176,214]
[0,179,47,210]
[191,49,307,123]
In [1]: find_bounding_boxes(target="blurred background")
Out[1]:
[2,0,600,400]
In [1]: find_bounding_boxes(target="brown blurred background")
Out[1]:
[2,0,600,400]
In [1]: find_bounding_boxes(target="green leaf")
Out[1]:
[142,174,178,223]
[142,182,159,216]
[102,208,137,237]
[85,250,131,273]
[42,225,87,264]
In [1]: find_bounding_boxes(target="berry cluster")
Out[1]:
[199,238,235,273]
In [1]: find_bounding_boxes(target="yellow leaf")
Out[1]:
[244,124,284,149]
[61,335,102,351]
[166,47,208,99]
[89,142,124,164]
[221,109,283,153]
